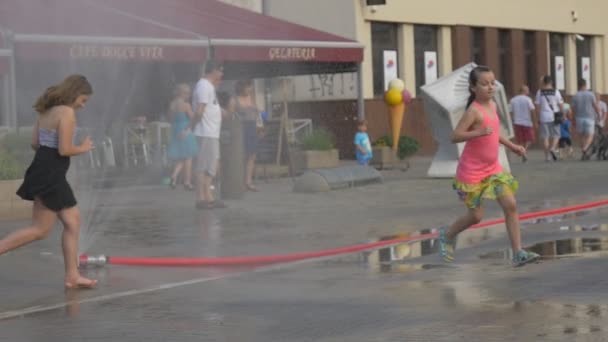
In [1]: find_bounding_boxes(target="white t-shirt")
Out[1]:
[535,89,564,123]
[192,78,222,138]
[509,95,535,127]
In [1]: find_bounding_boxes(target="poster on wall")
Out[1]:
[582,57,591,89]
[383,50,398,91]
[424,51,438,85]
[555,56,565,90]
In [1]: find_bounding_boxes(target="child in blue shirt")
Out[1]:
[354,119,373,165]
[559,118,573,159]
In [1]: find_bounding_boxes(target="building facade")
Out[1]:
[258,0,608,154]
[212,0,606,154]
[266,0,608,99]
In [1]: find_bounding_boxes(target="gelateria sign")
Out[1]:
[69,44,165,60]
[268,47,316,61]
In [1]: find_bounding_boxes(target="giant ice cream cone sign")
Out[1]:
[384,78,412,152]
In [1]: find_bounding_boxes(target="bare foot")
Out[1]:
[65,275,97,289]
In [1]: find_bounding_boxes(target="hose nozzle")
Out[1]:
[79,254,108,267]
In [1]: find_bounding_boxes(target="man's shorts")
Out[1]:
[197,137,220,177]
[514,124,535,143]
[576,118,595,136]
[539,122,561,139]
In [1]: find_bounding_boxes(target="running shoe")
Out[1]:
[438,226,456,263]
[512,250,540,267]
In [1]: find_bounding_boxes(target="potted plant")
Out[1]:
[371,135,419,169]
[292,128,339,173]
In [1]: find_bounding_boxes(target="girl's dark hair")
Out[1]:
[34,74,93,113]
[217,91,233,109]
[235,79,253,96]
[466,65,492,109]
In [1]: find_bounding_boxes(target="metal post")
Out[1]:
[1,75,8,126]
[7,32,17,128]
[0,30,12,127]
[0,65,9,127]
[356,62,364,120]
[262,0,273,120]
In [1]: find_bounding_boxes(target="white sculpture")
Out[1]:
[419,63,514,178]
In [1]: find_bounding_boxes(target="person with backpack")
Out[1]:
[534,75,564,161]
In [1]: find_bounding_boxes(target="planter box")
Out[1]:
[0,179,31,221]
[370,146,401,169]
[291,149,339,174]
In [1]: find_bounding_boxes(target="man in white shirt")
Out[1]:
[535,75,564,161]
[509,85,536,162]
[192,61,225,209]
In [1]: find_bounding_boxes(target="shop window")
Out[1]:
[414,25,438,91]
[371,22,399,96]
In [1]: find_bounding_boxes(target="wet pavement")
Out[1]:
[2,150,608,341]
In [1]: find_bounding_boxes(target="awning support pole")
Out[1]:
[356,62,364,120]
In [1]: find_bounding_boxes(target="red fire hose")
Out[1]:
[79,198,608,267]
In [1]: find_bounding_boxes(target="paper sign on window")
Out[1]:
[582,57,591,89]
[383,50,398,91]
[424,51,438,85]
[555,56,565,90]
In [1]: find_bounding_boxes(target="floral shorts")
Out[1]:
[453,173,519,209]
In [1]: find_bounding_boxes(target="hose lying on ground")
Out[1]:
[79,198,608,267]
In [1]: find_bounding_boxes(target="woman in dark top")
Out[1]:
[0,74,97,289]
[235,80,262,192]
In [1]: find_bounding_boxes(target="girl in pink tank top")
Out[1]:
[438,66,540,267]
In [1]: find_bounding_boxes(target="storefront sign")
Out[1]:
[69,45,165,60]
[268,47,316,61]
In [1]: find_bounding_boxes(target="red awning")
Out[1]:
[0,0,363,69]
[99,0,363,63]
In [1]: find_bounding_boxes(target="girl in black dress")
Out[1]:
[0,74,97,289]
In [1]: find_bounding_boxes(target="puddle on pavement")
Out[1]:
[480,235,608,261]
[443,288,607,338]
[364,224,511,273]
[364,220,608,273]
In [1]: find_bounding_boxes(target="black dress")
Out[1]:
[16,130,76,212]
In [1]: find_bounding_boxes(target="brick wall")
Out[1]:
[287,98,437,159]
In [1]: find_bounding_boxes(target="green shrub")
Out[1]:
[0,149,25,180]
[372,135,420,160]
[1,132,34,166]
[372,135,391,148]
[301,128,335,151]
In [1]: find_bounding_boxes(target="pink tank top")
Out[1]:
[455,101,502,184]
